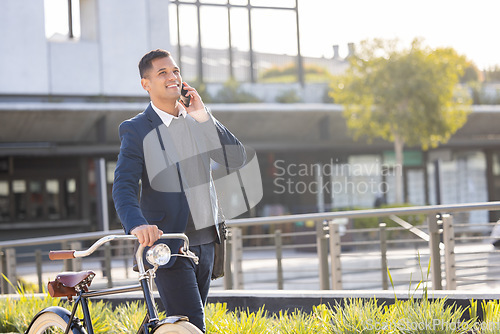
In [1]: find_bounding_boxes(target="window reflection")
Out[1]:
[0,178,80,222]
[0,181,9,221]
[46,179,60,219]
[29,180,44,219]
[13,180,27,220]
[65,178,78,218]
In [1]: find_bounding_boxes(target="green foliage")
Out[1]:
[206,304,271,334]
[275,308,321,333]
[460,62,481,83]
[3,276,500,334]
[205,302,231,333]
[212,78,261,103]
[189,79,213,103]
[479,300,500,334]
[16,277,39,294]
[106,300,165,334]
[109,300,147,333]
[330,38,472,203]
[330,38,472,151]
[349,203,426,229]
[387,298,474,334]
[259,63,332,83]
[76,300,113,333]
[330,298,384,333]
[275,89,302,103]
[0,274,68,333]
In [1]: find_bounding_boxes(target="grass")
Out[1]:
[3,270,500,334]
[0,297,497,333]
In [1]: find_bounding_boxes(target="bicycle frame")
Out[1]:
[53,234,192,334]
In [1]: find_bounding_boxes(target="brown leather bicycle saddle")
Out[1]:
[56,270,95,288]
[48,270,95,300]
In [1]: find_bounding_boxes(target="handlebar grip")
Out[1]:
[49,250,76,260]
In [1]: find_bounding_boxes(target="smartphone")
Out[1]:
[180,83,191,107]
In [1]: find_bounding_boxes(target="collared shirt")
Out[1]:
[151,101,187,127]
[150,100,216,246]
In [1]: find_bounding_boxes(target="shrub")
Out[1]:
[0,275,68,333]
[3,272,500,334]
[212,79,261,103]
[259,63,332,83]
[338,203,426,230]
[275,89,302,103]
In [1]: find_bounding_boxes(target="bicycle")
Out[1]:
[25,233,203,334]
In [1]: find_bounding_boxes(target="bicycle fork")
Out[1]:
[139,270,160,333]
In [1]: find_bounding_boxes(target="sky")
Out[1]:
[45,0,500,70]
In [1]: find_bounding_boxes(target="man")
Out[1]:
[112,49,245,332]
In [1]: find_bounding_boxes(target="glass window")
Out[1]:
[493,153,500,176]
[106,161,116,184]
[44,0,81,40]
[13,180,27,219]
[46,179,61,219]
[29,180,44,219]
[0,181,9,221]
[65,178,78,218]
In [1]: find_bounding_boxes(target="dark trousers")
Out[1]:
[154,243,214,332]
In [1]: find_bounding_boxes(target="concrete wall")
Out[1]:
[0,0,171,96]
[49,41,101,94]
[0,0,50,94]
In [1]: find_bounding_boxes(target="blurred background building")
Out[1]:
[1,0,500,241]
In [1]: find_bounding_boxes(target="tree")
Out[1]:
[330,38,471,203]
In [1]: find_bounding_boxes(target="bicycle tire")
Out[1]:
[26,311,73,334]
[153,321,202,334]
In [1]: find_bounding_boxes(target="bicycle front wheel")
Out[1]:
[153,321,202,334]
[26,311,72,334]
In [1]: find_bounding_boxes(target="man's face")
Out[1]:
[141,56,183,101]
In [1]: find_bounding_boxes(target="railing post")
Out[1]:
[62,241,73,272]
[69,242,82,272]
[442,214,456,290]
[35,249,43,293]
[379,222,389,290]
[104,244,113,288]
[275,229,283,290]
[0,249,5,294]
[231,227,243,289]
[428,213,443,290]
[317,220,330,289]
[5,248,16,294]
[224,236,233,290]
[122,240,130,279]
[329,221,342,290]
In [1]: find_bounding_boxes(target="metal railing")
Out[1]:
[224,201,500,291]
[2,201,500,294]
[0,230,133,294]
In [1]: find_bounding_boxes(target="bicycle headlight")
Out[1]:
[146,244,171,266]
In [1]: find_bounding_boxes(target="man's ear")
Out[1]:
[141,78,150,92]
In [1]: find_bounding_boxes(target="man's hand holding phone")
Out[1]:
[179,82,210,123]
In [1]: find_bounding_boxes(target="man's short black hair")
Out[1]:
[138,49,171,78]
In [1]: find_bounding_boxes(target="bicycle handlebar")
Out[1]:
[49,250,76,260]
[49,234,190,262]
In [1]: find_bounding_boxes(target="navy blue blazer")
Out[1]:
[112,104,245,267]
